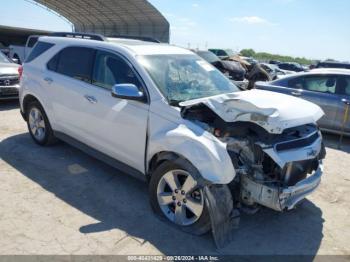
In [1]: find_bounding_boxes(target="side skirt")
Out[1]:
[54,131,147,182]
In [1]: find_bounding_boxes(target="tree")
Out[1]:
[240,49,256,57]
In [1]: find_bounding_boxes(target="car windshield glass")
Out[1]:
[138,54,239,103]
[0,52,10,63]
[196,51,220,63]
[225,49,236,57]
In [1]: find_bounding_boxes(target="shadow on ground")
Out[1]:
[0,133,324,255]
[322,132,350,153]
[0,100,19,111]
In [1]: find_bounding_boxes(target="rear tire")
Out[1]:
[149,159,211,235]
[26,101,57,146]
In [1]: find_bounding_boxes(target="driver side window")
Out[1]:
[92,50,141,90]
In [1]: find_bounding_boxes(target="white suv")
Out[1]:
[19,33,326,243]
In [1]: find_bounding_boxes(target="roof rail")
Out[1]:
[108,35,161,43]
[49,32,106,41]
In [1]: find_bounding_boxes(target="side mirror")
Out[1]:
[111,84,145,102]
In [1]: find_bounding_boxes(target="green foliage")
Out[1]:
[240,49,314,65]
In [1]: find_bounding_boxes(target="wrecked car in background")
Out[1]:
[260,63,293,80]
[20,34,326,248]
[195,50,246,81]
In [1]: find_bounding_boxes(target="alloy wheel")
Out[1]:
[28,107,46,141]
[156,170,204,226]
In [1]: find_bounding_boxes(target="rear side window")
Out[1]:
[25,42,54,63]
[336,76,350,96]
[303,75,336,94]
[47,52,59,71]
[27,37,38,48]
[50,47,95,83]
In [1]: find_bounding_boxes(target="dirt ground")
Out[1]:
[0,100,349,255]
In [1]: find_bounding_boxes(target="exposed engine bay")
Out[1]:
[181,101,326,212]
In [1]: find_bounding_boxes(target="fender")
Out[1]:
[147,113,236,184]
[20,70,57,129]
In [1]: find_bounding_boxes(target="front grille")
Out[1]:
[275,132,319,152]
[0,76,19,86]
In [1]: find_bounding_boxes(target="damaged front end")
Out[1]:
[179,92,326,247]
[225,124,325,212]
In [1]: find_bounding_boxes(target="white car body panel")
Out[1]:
[20,36,324,186]
[180,89,324,134]
[147,99,236,184]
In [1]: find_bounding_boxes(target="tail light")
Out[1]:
[18,65,23,80]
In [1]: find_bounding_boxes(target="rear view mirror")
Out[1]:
[111,84,145,102]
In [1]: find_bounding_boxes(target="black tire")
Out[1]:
[26,101,57,146]
[149,159,211,235]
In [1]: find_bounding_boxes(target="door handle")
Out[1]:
[291,91,301,96]
[44,77,53,84]
[84,95,97,104]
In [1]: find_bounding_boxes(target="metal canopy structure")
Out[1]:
[0,25,50,46]
[34,0,170,43]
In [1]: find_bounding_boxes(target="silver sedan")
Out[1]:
[0,51,20,100]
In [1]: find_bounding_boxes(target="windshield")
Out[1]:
[225,49,236,57]
[138,54,239,103]
[0,52,10,63]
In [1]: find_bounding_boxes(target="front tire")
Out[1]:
[26,101,57,146]
[149,159,211,235]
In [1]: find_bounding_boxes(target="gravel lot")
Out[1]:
[0,100,349,255]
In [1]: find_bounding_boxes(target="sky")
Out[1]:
[1,0,349,61]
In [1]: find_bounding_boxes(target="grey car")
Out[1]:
[0,51,20,100]
[255,69,350,135]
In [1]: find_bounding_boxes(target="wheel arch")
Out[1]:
[22,94,42,120]
[148,151,189,179]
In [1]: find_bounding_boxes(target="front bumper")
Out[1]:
[0,85,19,100]
[241,161,323,211]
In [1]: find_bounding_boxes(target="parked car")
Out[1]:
[314,61,350,70]
[195,50,246,81]
[0,51,20,100]
[260,63,293,80]
[269,60,281,65]
[278,62,305,72]
[256,68,350,136]
[19,33,325,245]
[0,43,10,57]
[9,35,39,64]
[208,48,236,60]
[240,56,258,65]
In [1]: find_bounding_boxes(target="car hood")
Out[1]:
[179,89,324,134]
[0,63,19,76]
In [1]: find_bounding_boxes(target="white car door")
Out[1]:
[44,46,97,143]
[81,50,149,173]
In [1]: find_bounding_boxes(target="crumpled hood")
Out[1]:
[0,63,19,76]
[180,89,324,134]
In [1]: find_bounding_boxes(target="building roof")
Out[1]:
[0,25,50,46]
[34,0,170,43]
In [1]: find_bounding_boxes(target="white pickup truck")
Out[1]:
[9,35,39,64]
